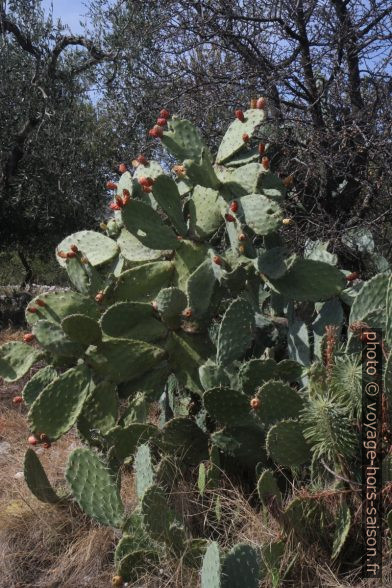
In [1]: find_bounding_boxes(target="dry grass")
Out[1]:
[0,329,391,587]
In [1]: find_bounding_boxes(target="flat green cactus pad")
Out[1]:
[199,360,230,391]
[266,420,311,467]
[61,313,102,346]
[86,338,165,384]
[25,290,99,326]
[134,444,155,499]
[269,255,346,301]
[22,365,57,405]
[165,331,214,394]
[201,541,221,588]
[66,447,124,527]
[106,423,158,462]
[239,358,278,395]
[141,484,176,540]
[117,228,164,263]
[203,387,252,426]
[116,170,133,196]
[257,469,282,510]
[183,148,220,189]
[211,425,267,468]
[28,364,91,440]
[112,261,174,302]
[188,186,223,239]
[32,320,85,356]
[216,298,255,365]
[122,199,179,250]
[56,230,119,267]
[77,380,118,442]
[216,108,265,164]
[117,549,160,582]
[24,448,60,503]
[258,380,303,426]
[221,543,261,588]
[0,341,43,382]
[276,359,303,383]
[349,272,389,324]
[238,193,282,236]
[154,287,187,329]
[173,239,209,290]
[152,175,187,235]
[65,255,104,296]
[257,246,289,279]
[133,159,164,182]
[100,302,167,342]
[162,118,208,161]
[160,417,209,463]
[187,258,217,319]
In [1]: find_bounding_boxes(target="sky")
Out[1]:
[41,0,85,33]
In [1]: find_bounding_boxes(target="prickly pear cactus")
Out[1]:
[0,100,384,585]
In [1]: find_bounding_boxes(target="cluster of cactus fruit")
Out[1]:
[1,100,391,585]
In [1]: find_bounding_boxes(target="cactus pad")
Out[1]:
[0,341,42,382]
[199,360,230,391]
[32,320,85,356]
[162,118,207,161]
[106,423,158,462]
[187,259,217,319]
[238,193,282,236]
[152,175,187,235]
[165,331,214,394]
[65,255,103,295]
[100,302,167,342]
[121,199,179,250]
[22,365,57,405]
[28,364,91,440]
[66,447,124,527]
[216,108,265,164]
[221,543,261,588]
[239,358,278,395]
[141,484,176,540]
[203,387,252,426]
[349,272,389,324]
[134,443,155,499]
[154,287,187,329]
[112,261,174,302]
[216,298,254,365]
[24,449,60,503]
[117,228,164,263]
[160,417,209,463]
[266,420,311,467]
[25,290,99,326]
[188,186,223,239]
[201,541,221,588]
[85,338,165,384]
[257,469,282,510]
[269,256,346,301]
[56,230,119,267]
[61,313,102,346]
[77,380,118,442]
[258,380,303,426]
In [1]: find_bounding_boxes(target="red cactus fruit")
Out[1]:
[230,201,238,213]
[36,299,46,307]
[115,195,124,207]
[28,435,37,446]
[256,97,266,109]
[138,176,154,187]
[250,397,260,409]
[238,233,246,241]
[109,202,121,211]
[57,250,67,259]
[106,181,117,190]
[213,255,223,266]
[112,576,124,587]
[151,301,158,311]
[182,307,193,318]
[239,244,246,254]
[27,307,37,313]
[157,117,167,127]
[95,291,105,303]
[43,442,51,449]
[173,164,186,176]
[23,333,35,343]
[137,154,148,166]
[122,190,131,205]
[258,143,265,155]
[235,109,245,122]
[346,272,359,282]
[160,109,170,119]
[67,251,77,259]
[148,125,163,138]
[250,98,257,109]
[142,186,153,193]
[225,213,235,222]
[12,396,23,405]
[282,175,294,188]
[119,163,127,173]
[242,133,250,142]
[261,156,270,170]
[70,244,78,253]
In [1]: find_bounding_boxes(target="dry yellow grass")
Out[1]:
[0,330,391,587]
